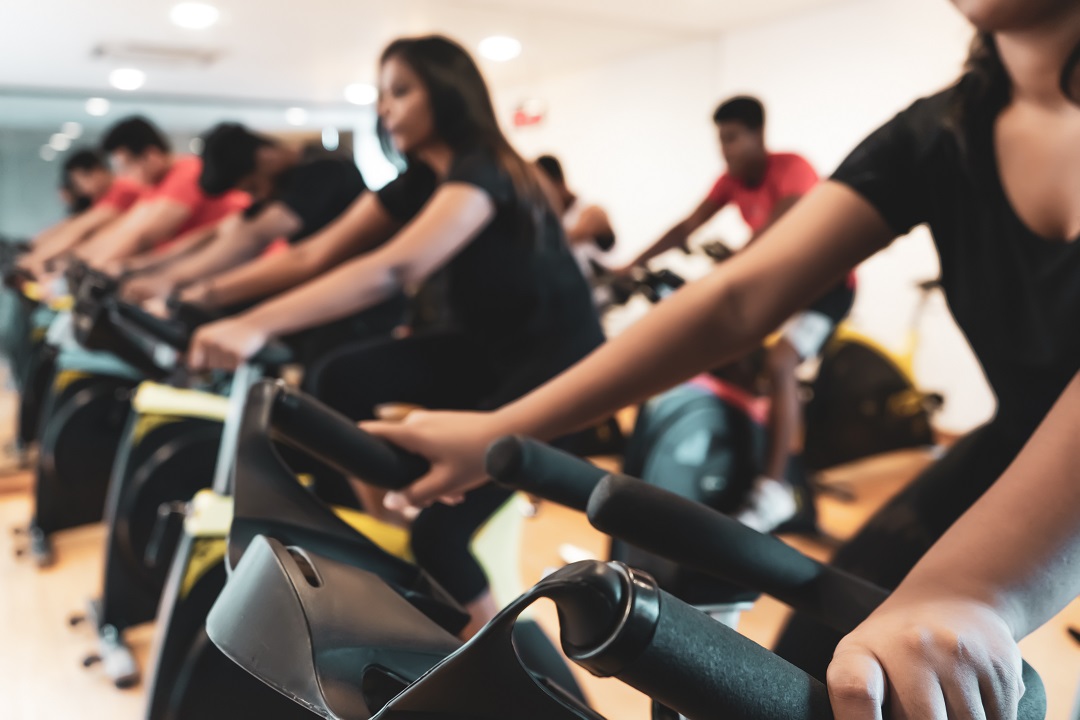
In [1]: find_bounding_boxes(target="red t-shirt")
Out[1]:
[141,156,250,238]
[708,152,855,288]
[94,176,146,213]
[707,152,818,234]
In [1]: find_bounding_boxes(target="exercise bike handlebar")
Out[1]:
[612,579,834,719]
[548,563,1046,720]
[249,380,430,490]
[485,435,608,511]
[583,475,1046,719]
[589,474,885,632]
[111,300,293,369]
[481,437,1045,719]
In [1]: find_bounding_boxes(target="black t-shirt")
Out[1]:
[245,157,366,243]
[832,78,1080,435]
[377,149,604,402]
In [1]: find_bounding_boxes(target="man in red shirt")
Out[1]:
[75,116,249,267]
[20,149,145,277]
[625,96,855,533]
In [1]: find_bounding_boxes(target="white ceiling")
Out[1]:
[0,0,845,105]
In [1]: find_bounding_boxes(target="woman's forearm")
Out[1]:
[500,267,762,439]
[34,207,118,264]
[200,244,318,307]
[199,198,392,307]
[166,227,264,288]
[892,371,1080,638]
[124,225,215,274]
[500,183,892,441]
[238,251,402,337]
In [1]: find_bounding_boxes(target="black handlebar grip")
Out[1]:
[587,477,1048,720]
[271,386,429,490]
[114,301,191,349]
[588,474,886,632]
[485,435,608,512]
[621,587,834,720]
[116,300,292,369]
[250,341,293,369]
[614,588,1047,720]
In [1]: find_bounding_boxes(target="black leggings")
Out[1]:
[303,331,515,604]
[773,420,1031,680]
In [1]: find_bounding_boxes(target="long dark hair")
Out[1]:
[377,35,551,239]
[955,30,1080,133]
[952,32,1010,136]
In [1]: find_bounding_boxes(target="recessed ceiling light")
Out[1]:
[109,68,146,91]
[170,2,220,30]
[344,83,377,106]
[40,146,57,162]
[285,107,308,126]
[85,98,111,117]
[61,121,83,139]
[49,134,72,152]
[478,36,522,62]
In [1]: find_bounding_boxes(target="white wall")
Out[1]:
[503,0,994,432]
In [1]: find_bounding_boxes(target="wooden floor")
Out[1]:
[1,438,1079,718]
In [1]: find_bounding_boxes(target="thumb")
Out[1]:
[187,334,206,370]
[385,465,457,511]
[827,646,888,720]
[359,419,427,455]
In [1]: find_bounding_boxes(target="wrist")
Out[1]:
[886,581,1019,637]
[496,402,546,441]
[238,304,284,338]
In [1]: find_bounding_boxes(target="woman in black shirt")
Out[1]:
[187,36,603,636]
[366,2,1080,716]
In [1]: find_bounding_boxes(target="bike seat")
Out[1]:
[208,535,463,720]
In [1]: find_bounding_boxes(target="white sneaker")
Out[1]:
[734,477,798,533]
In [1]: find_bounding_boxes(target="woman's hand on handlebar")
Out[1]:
[143,295,171,319]
[362,410,503,511]
[178,280,213,309]
[123,273,172,305]
[187,315,270,371]
[827,596,1024,720]
[16,253,47,280]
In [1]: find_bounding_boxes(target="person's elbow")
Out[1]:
[235,230,273,261]
[701,272,771,350]
[294,244,334,281]
[393,259,429,296]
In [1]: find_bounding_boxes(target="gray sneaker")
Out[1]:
[734,477,798,533]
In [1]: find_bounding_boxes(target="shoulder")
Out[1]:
[110,176,147,201]
[111,176,145,193]
[448,148,502,182]
[301,156,358,177]
[447,148,512,203]
[376,162,438,221]
[171,155,203,180]
[884,81,967,150]
[147,155,202,201]
[290,157,362,187]
[710,172,734,194]
[771,152,814,169]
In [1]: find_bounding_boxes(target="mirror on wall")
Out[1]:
[0,90,396,240]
